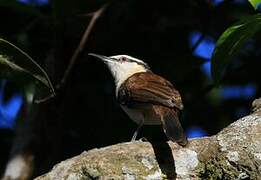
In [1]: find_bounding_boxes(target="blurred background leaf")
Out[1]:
[211,14,261,84]
[0,38,54,100]
[248,0,261,10]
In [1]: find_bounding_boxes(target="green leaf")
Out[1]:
[211,14,261,84]
[248,0,261,10]
[0,38,55,101]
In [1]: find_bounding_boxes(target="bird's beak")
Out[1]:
[89,53,114,63]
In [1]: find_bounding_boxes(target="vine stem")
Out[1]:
[56,4,108,89]
[36,4,107,104]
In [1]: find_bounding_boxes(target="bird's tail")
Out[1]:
[161,108,188,146]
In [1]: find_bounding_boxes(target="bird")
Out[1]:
[89,53,188,146]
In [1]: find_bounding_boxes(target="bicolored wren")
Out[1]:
[89,53,188,146]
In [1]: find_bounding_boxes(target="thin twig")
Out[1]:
[35,5,107,104]
[56,4,107,89]
[35,94,55,104]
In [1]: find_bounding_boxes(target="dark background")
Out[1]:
[0,0,260,177]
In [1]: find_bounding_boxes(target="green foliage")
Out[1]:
[0,38,55,101]
[211,14,261,84]
[248,0,261,10]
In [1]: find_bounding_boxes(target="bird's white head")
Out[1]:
[89,53,150,90]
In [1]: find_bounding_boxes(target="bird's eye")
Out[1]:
[120,57,126,62]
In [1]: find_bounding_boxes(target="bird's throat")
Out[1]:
[108,63,147,95]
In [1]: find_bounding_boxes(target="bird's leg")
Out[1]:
[138,137,148,142]
[131,121,143,141]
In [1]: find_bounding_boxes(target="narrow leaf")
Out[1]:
[0,38,55,101]
[211,14,261,84]
[248,0,261,10]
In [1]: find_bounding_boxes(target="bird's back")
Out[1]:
[117,72,188,146]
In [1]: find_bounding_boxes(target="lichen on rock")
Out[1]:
[35,98,261,180]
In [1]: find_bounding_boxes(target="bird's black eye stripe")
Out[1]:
[112,58,120,62]
[113,56,150,69]
[112,57,129,62]
[120,57,130,62]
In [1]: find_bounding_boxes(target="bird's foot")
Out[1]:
[138,137,148,142]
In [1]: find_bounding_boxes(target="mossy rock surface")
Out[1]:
[36,108,261,180]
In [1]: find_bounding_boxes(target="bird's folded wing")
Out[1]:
[118,72,183,110]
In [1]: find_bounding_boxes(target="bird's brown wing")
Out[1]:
[118,72,187,146]
[118,72,183,110]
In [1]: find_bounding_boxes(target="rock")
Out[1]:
[35,99,261,180]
